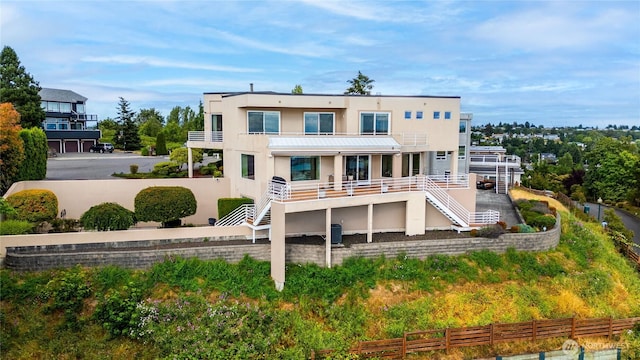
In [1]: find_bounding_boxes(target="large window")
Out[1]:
[458,146,466,159]
[459,121,467,133]
[43,118,70,130]
[291,156,319,181]
[212,114,223,132]
[248,111,280,134]
[304,112,334,134]
[75,103,85,114]
[60,103,71,113]
[241,154,255,179]
[360,112,390,135]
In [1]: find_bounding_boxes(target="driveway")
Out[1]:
[475,190,520,227]
[46,152,217,180]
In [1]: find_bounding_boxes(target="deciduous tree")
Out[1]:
[0,103,24,194]
[0,46,45,128]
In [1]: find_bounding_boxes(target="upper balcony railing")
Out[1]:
[187,131,223,142]
[188,131,428,146]
[469,154,521,165]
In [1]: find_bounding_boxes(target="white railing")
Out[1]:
[395,132,428,146]
[428,174,469,188]
[469,210,500,225]
[421,176,470,226]
[215,204,254,227]
[187,131,223,142]
[469,154,521,165]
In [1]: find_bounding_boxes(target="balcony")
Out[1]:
[187,131,223,142]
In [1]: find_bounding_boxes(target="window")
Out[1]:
[41,101,47,110]
[75,103,85,114]
[382,155,393,177]
[59,103,71,113]
[458,146,466,159]
[241,154,255,179]
[304,112,334,134]
[444,111,451,120]
[459,121,467,133]
[47,102,59,112]
[436,151,447,160]
[44,118,70,130]
[416,111,423,120]
[404,111,411,120]
[360,112,390,135]
[248,111,280,134]
[212,114,223,132]
[433,111,440,120]
[291,156,319,181]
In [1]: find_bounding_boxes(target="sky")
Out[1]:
[1,0,639,128]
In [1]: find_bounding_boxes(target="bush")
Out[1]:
[218,197,254,219]
[170,147,203,170]
[6,189,58,224]
[129,164,139,174]
[474,224,505,238]
[140,147,149,156]
[213,170,223,178]
[16,127,47,182]
[0,219,33,235]
[514,223,536,233]
[49,218,80,233]
[135,186,197,227]
[529,215,556,230]
[80,202,136,231]
[151,161,180,176]
[199,163,217,175]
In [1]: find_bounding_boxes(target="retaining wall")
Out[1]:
[3,215,560,271]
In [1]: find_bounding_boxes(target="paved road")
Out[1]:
[583,201,640,254]
[46,152,216,180]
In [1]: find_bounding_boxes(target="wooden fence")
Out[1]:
[311,316,640,359]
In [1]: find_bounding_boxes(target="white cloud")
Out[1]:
[80,55,261,73]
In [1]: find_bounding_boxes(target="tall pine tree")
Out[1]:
[114,97,141,151]
[0,46,45,128]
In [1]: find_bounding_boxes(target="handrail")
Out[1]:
[215,204,254,227]
[187,131,223,142]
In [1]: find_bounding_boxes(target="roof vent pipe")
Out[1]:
[250,83,254,92]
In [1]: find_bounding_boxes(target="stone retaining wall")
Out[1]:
[4,215,560,271]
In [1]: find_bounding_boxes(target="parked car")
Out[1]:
[476,179,495,190]
[89,143,114,153]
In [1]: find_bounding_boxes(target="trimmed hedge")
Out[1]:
[135,186,197,226]
[80,202,136,231]
[152,161,180,176]
[218,198,254,219]
[6,189,58,223]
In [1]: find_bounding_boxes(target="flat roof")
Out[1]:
[203,91,460,99]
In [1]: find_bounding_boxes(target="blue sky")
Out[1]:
[1,0,639,127]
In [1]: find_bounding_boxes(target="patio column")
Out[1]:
[325,207,332,268]
[270,202,286,291]
[333,155,343,191]
[449,150,458,178]
[367,203,373,243]
[187,147,193,178]
[406,193,426,236]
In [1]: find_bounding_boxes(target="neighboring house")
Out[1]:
[468,146,524,194]
[39,88,100,153]
[540,153,558,164]
[186,91,500,289]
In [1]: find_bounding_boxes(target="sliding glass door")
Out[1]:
[345,155,370,185]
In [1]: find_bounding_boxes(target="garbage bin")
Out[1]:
[208,218,216,226]
[584,205,590,214]
[331,224,342,245]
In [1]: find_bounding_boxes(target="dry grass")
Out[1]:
[509,188,569,213]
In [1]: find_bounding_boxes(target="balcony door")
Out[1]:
[345,155,370,185]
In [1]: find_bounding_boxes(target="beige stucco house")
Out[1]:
[186,91,499,289]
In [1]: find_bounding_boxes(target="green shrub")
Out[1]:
[93,282,144,337]
[218,197,253,219]
[151,161,180,176]
[135,186,197,227]
[515,223,536,233]
[129,164,139,174]
[199,163,217,175]
[16,127,47,181]
[213,170,223,178]
[80,202,136,231]
[49,218,80,233]
[6,189,58,224]
[529,215,556,229]
[0,197,17,218]
[0,219,33,235]
[140,147,149,156]
[42,266,92,329]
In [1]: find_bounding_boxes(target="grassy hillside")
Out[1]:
[1,195,640,359]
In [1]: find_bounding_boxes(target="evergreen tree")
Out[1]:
[0,46,45,128]
[345,71,375,95]
[291,85,303,94]
[113,97,141,151]
[155,131,168,156]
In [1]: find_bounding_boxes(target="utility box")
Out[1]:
[331,224,342,245]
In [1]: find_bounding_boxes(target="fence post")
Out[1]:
[609,317,613,339]
[402,333,407,360]
[445,328,450,354]
[310,350,315,360]
[490,323,494,346]
[571,316,576,339]
[532,319,537,342]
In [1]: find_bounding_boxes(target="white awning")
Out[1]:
[268,136,401,155]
